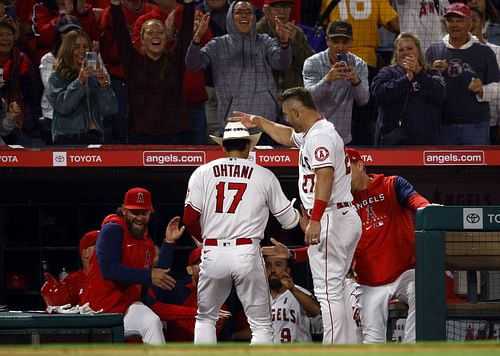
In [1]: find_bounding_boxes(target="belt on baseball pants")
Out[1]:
[307,202,352,216]
[204,238,253,247]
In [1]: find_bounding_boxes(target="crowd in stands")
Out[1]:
[0,0,499,146]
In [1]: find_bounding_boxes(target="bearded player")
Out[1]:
[87,187,175,344]
[265,255,320,343]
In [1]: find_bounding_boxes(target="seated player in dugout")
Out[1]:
[41,230,99,310]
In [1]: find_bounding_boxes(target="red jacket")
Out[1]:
[352,174,429,286]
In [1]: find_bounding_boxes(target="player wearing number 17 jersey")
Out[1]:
[184,121,300,344]
[231,87,362,343]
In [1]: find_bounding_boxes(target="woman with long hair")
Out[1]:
[371,32,446,145]
[47,29,117,144]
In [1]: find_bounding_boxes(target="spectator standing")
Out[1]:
[426,2,500,145]
[185,0,292,145]
[0,18,42,146]
[394,0,449,53]
[232,87,362,344]
[346,147,430,343]
[39,15,82,144]
[47,29,117,144]
[98,0,158,143]
[183,121,300,344]
[0,99,21,145]
[302,20,369,144]
[257,0,314,93]
[87,187,176,344]
[321,0,399,145]
[31,0,99,67]
[371,32,446,145]
[131,0,210,144]
[467,0,500,45]
[195,0,231,140]
[469,6,500,144]
[265,255,320,343]
[110,0,194,144]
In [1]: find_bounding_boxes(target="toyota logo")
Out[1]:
[466,213,481,224]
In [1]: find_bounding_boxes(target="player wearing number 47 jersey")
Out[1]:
[184,121,300,344]
[232,87,362,344]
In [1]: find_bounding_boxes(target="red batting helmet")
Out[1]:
[41,272,70,306]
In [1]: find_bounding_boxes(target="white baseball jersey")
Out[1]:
[292,118,353,209]
[394,0,449,52]
[185,157,297,239]
[271,285,313,343]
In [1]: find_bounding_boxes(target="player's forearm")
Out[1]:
[314,167,334,202]
[289,287,321,317]
[254,116,295,147]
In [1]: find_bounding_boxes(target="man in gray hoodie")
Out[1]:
[185,0,292,145]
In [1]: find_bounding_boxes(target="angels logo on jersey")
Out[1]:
[314,147,329,161]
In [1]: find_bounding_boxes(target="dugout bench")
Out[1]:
[0,312,124,344]
[415,206,500,341]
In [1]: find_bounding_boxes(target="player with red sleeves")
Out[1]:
[347,147,429,343]
[41,230,99,308]
[87,187,175,344]
[184,121,300,344]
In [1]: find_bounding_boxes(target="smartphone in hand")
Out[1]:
[336,53,348,64]
[85,52,98,71]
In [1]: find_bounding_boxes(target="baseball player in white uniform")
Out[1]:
[265,255,321,343]
[232,87,362,343]
[183,121,300,344]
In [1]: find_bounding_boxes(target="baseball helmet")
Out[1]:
[40,272,70,306]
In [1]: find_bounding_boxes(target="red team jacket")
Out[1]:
[87,217,156,314]
[352,174,429,286]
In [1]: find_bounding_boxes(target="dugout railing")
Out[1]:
[415,205,500,341]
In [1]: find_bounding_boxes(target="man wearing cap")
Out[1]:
[347,147,429,343]
[426,2,500,145]
[87,187,175,344]
[183,121,300,344]
[302,19,369,145]
[257,0,314,93]
[230,87,362,344]
[41,230,99,308]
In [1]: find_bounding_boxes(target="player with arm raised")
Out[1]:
[231,87,362,344]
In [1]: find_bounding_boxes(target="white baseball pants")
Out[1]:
[307,206,362,344]
[194,240,273,344]
[123,301,165,344]
[359,268,416,343]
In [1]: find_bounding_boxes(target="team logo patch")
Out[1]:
[314,147,329,161]
[136,192,145,204]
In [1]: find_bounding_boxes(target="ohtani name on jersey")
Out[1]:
[212,164,254,179]
[354,194,385,210]
[271,307,297,323]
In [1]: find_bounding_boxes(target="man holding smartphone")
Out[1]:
[302,19,369,145]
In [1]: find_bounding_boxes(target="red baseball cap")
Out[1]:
[346,148,363,163]
[123,187,154,212]
[79,230,99,255]
[444,3,471,17]
[187,248,202,265]
[264,0,294,5]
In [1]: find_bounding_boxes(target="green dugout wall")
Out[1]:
[415,206,500,341]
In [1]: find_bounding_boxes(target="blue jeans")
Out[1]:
[439,122,490,145]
